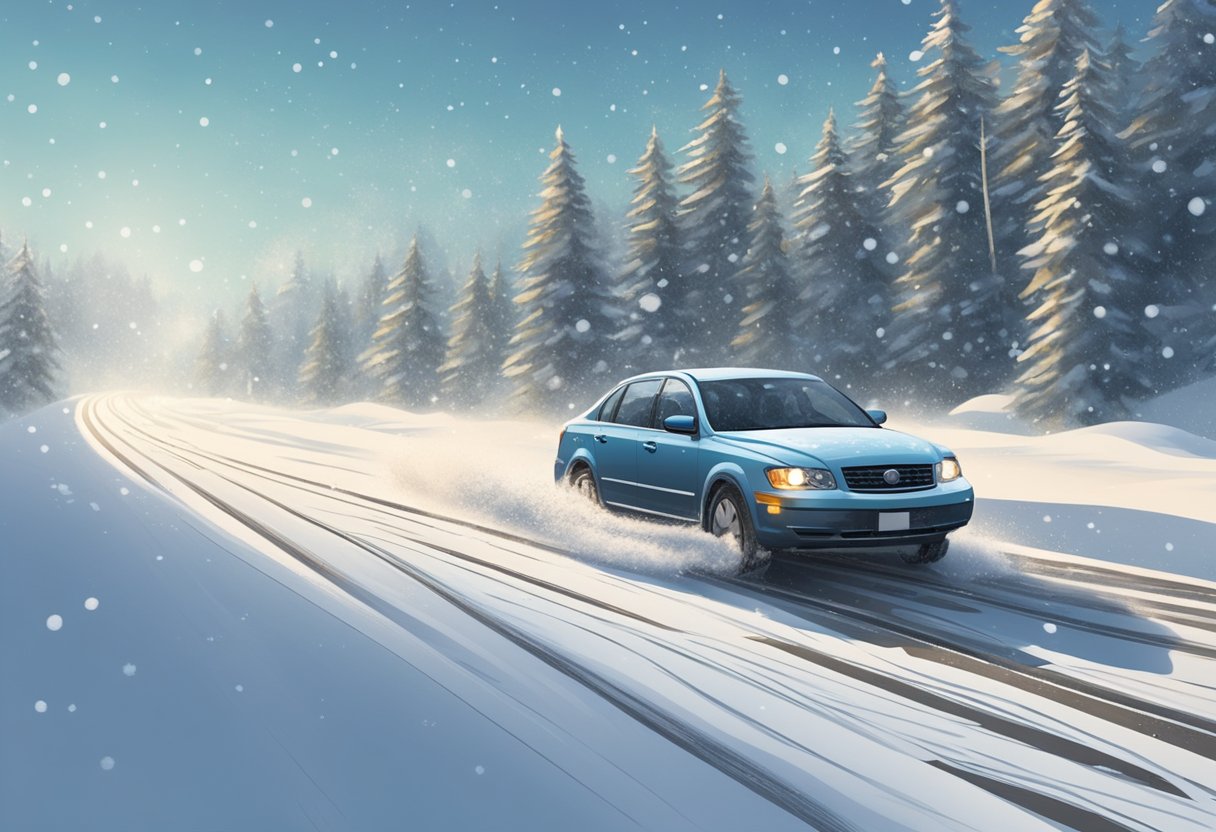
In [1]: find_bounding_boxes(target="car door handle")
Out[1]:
[594,434,608,443]
[642,441,657,453]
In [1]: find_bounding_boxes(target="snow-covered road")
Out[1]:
[4,393,1215,831]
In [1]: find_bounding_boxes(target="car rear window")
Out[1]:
[596,386,626,422]
[697,378,875,432]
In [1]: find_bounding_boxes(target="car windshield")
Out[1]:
[697,377,876,432]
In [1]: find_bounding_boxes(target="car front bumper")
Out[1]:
[750,482,975,551]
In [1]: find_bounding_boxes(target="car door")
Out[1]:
[634,378,700,520]
[594,379,662,508]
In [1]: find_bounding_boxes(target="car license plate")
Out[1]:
[879,511,910,532]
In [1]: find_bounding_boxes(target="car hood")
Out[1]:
[712,427,943,468]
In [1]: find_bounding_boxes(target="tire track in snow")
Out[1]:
[774,551,1216,641]
[721,576,1216,761]
[101,394,1216,763]
[81,396,860,832]
[925,761,1139,832]
[84,396,1216,826]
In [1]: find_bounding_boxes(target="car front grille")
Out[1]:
[842,464,935,492]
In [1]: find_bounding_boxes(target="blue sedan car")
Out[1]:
[554,368,974,573]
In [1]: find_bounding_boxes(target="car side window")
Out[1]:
[597,386,626,422]
[612,379,663,427]
[653,379,695,428]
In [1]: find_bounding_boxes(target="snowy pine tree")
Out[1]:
[354,254,388,349]
[504,126,618,411]
[883,0,1005,402]
[272,251,314,389]
[363,236,446,408]
[675,70,756,365]
[850,53,906,217]
[616,126,683,372]
[1122,0,1216,384]
[792,110,892,382]
[194,310,231,397]
[299,280,352,405]
[1015,50,1152,426]
[1106,23,1140,122]
[731,179,802,370]
[0,242,60,414]
[486,259,515,368]
[991,0,1103,323]
[234,283,274,401]
[440,253,503,409]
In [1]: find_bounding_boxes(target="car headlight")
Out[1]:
[936,456,962,482]
[766,467,837,490]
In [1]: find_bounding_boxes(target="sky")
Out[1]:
[1,0,1154,302]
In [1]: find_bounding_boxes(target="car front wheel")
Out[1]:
[707,484,768,576]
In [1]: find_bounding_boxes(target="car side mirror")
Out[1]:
[866,409,888,425]
[663,414,697,434]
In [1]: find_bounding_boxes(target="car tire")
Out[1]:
[707,483,768,576]
[569,466,602,506]
[901,538,950,565]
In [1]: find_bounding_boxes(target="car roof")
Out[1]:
[617,367,825,384]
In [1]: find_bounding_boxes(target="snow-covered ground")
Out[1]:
[2,393,1215,830]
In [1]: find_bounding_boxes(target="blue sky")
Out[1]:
[0,0,1153,298]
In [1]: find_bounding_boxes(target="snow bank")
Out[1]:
[945,393,1035,435]
[1067,421,1216,459]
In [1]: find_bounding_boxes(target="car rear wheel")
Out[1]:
[901,538,949,564]
[708,484,768,576]
[570,466,602,506]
